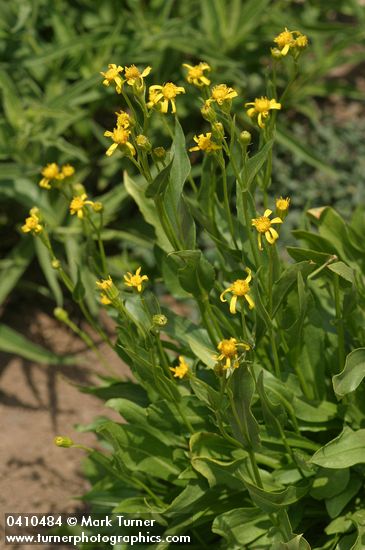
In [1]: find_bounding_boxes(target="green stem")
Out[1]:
[248,449,263,487]
[334,274,345,371]
[219,155,238,249]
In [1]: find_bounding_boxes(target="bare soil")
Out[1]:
[0,303,127,549]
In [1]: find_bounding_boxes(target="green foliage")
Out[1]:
[3,2,365,549]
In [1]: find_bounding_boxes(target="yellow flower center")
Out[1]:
[104,67,120,81]
[198,136,213,150]
[189,66,203,78]
[112,127,129,144]
[231,279,249,296]
[276,197,290,211]
[125,65,140,80]
[42,163,59,179]
[275,30,293,47]
[27,216,39,229]
[254,216,271,233]
[219,339,237,357]
[254,97,271,112]
[212,84,230,100]
[70,197,85,211]
[129,274,144,287]
[162,83,179,99]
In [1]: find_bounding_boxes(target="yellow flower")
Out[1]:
[216,338,250,370]
[69,193,94,219]
[104,127,135,157]
[100,63,124,93]
[100,293,112,305]
[276,196,290,218]
[182,62,211,87]
[124,64,151,87]
[61,164,75,177]
[170,356,189,379]
[147,83,185,114]
[220,269,255,314]
[295,34,308,49]
[273,28,308,56]
[115,110,131,128]
[245,97,281,129]
[208,84,238,106]
[124,267,149,292]
[22,208,43,234]
[96,276,113,291]
[189,133,221,153]
[39,162,60,189]
[251,209,283,250]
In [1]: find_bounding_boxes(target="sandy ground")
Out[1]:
[0,305,126,549]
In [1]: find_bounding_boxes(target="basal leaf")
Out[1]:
[333,348,365,398]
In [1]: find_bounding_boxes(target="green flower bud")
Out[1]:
[271,47,283,60]
[214,363,225,377]
[54,436,74,448]
[152,314,168,327]
[92,202,104,213]
[152,147,166,161]
[201,103,216,123]
[54,307,69,322]
[136,134,152,152]
[51,259,61,269]
[239,131,252,145]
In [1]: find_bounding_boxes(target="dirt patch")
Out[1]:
[0,304,127,549]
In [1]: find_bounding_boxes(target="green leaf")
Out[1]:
[97,421,181,481]
[333,348,365,398]
[145,160,173,199]
[72,267,86,303]
[310,427,365,468]
[256,371,286,436]
[241,139,273,191]
[310,468,350,500]
[327,261,354,283]
[286,247,333,265]
[124,171,172,252]
[189,376,220,408]
[239,475,309,513]
[213,507,271,546]
[0,239,34,305]
[317,208,354,261]
[229,366,260,450]
[170,250,215,298]
[273,534,311,550]
[272,261,315,318]
[170,118,190,198]
[326,475,363,519]
[0,324,74,365]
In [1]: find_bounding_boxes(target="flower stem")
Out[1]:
[334,273,345,371]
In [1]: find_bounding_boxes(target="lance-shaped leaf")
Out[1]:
[310,427,365,468]
[333,348,365,398]
[229,366,260,450]
[256,371,287,436]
